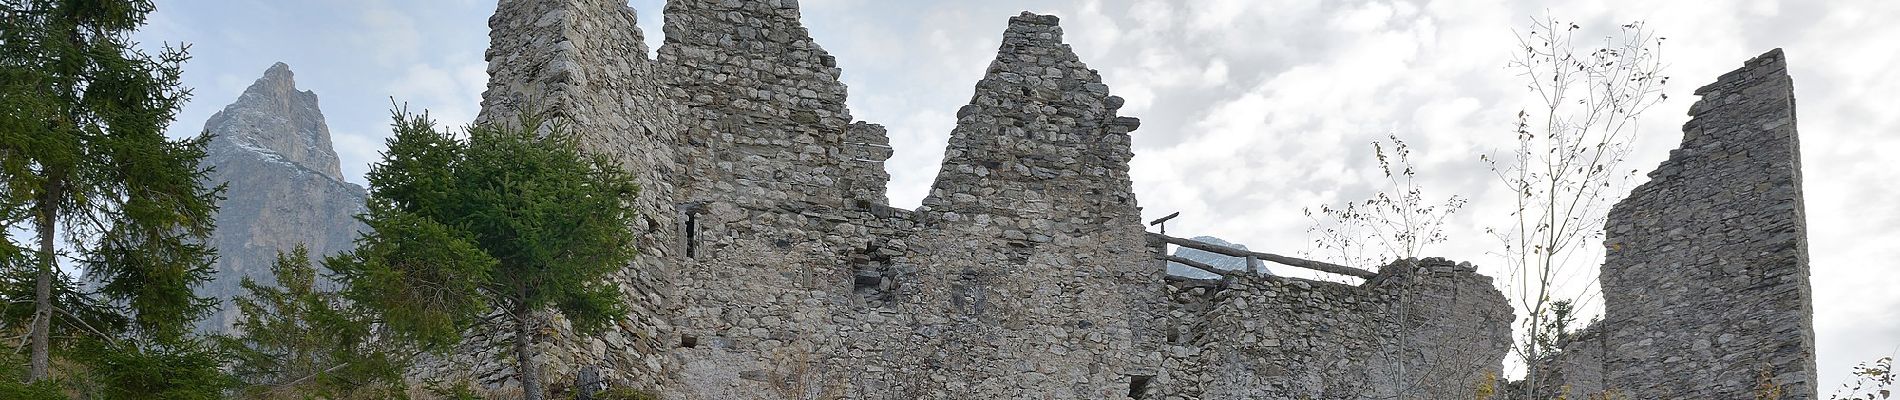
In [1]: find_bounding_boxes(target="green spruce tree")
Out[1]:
[0,0,226,393]
[334,109,639,400]
[223,246,408,399]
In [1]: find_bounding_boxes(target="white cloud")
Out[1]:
[351,0,425,67]
[386,59,489,129]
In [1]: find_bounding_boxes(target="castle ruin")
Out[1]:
[410,1,1813,398]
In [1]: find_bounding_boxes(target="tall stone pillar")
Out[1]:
[1600,48,1814,398]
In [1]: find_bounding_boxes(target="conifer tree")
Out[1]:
[223,246,408,399]
[335,109,638,400]
[0,0,224,389]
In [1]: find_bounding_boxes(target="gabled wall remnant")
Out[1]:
[895,12,1162,398]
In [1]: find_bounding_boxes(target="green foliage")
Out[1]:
[442,113,637,333]
[340,108,640,399]
[223,246,410,399]
[0,353,63,400]
[0,262,131,336]
[79,129,223,340]
[0,0,222,383]
[333,199,495,349]
[1530,299,1578,359]
[589,387,661,400]
[65,336,236,400]
[0,380,64,400]
[0,0,219,335]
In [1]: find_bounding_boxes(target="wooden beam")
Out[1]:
[1163,274,1226,285]
[1157,255,1244,279]
[1149,233,1376,279]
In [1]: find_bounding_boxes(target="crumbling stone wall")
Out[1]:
[659,0,867,208]
[649,0,913,397]
[1158,258,1512,399]
[1592,48,1815,398]
[459,1,1519,398]
[658,10,1164,398]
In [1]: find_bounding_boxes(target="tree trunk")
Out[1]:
[28,182,60,382]
[513,304,544,400]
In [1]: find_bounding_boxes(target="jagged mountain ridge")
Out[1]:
[196,63,366,332]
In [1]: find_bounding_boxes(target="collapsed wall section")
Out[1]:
[424,0,685,391]
[1159,258,1512,399]
[1598,48,1814,398]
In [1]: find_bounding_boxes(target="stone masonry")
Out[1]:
[1159,258,1512,399]
[1539,48,1815,398]
[407,0,1811,398]
[434,1,1517,398]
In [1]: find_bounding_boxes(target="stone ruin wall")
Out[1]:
[1158,258,1512,399]
[445,0,1518,398]
[1538,48,1814,399]
[429,0,1807,398]
[893,12,1163,398]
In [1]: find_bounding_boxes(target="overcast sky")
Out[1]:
[138,0,1897,390]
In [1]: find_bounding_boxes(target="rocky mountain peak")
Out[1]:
[195,63,366,333]
[205,62,345,181]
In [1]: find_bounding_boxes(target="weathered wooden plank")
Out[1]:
[1158,254,1244,279]
[1149,233,1376,279]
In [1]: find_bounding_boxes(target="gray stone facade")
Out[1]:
[1537,48,1815,399]
[409,1,1814,398]
[435,1,1517,398]
[1159,258,1512,399]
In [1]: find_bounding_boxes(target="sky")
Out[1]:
[137,0,1898,390]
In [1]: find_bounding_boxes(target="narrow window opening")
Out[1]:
[1127,375,1153,399]
[678,203,703,259]
[685,212,698,258]
[679,335,698,348]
